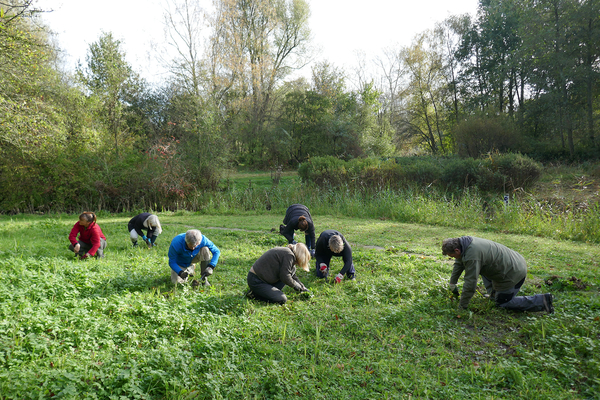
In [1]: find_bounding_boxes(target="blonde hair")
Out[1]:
[288,242,310,272]
[329,235,344,253]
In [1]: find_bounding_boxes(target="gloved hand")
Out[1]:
[309,249,316,258]
[80,253,89,260]
[142,235,148,241]
[178,270,189,280]
[291,240,297,245]
[334,273,343,283]
[319,263,328,277]
[201,266,214,280]
[449,283,459,297]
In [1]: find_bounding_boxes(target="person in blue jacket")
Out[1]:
[315,229,356,283]
[128,213,162,247]
[168,229,220,286]
[279,204,316,256]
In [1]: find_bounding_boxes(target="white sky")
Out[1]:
[41,0,478,84]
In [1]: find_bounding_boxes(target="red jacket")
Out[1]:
[69,222,106,256]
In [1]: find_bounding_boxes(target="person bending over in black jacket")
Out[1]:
[279,204,316,256]
[128,213,162,248]
[315,229,356,283]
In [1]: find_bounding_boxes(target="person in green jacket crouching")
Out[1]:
[442,236,554,313]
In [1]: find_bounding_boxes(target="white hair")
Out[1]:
[144,214,162,234]
[329,235,344,253]
[185,229,203,247]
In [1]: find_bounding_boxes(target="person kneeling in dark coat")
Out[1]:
[246,243,311,304]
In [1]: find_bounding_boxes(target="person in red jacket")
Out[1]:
[68,211,107,259]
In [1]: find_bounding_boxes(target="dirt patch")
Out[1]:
[544,275,589,290]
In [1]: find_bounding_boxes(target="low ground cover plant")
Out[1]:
[0,213,598,399]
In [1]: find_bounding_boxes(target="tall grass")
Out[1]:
[181,180,600,244]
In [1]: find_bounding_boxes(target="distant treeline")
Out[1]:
[0,0,599,213]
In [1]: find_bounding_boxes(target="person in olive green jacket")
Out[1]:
[442,236,554,313]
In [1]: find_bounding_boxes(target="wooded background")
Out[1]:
[1,0,599,212]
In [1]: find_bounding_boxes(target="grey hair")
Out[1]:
[288,242,310,272]
[329,235,344,253]
[144,214,162,234]
[185,229,203,247]
[441,238,460,255]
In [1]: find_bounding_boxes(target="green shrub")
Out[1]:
[298,156,348,186]
[395,156,443,186]
[452,114,522,157]
[478,153,543,191]
[299,154,542,193]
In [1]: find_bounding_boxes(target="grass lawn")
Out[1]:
[0,212,598,399]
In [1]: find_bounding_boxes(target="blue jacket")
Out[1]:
[168,233,220,274]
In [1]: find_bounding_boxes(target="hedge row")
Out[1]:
[298,154,543,192]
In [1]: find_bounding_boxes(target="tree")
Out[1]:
[455,0,526,116]
[159,0,206,97]
[400,31,451,154]
[436,15,471,124]
[519,0,598,156]
[208,0,311,163]
[356,81,394,157]
[77,32,140,157]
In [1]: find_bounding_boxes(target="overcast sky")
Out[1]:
[42,0,478,84]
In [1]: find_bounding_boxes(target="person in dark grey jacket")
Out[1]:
[279,204,316,255]
[442,236,553,313]
[315,229,356,283]
[246,243,311,304]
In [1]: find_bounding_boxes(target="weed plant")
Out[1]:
[0,214,598,399]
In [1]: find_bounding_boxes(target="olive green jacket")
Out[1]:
[450,237,527,308]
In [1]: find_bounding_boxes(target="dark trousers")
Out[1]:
[247,272,287,304]
[68,239,107,258]
[488,277,548,312]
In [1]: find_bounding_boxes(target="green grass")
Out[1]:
[0,213,598,399]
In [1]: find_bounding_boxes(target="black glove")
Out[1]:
[449,283,459,298]
[178,270,189,280]
[201,266,214,280]
[309,249,316,258]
